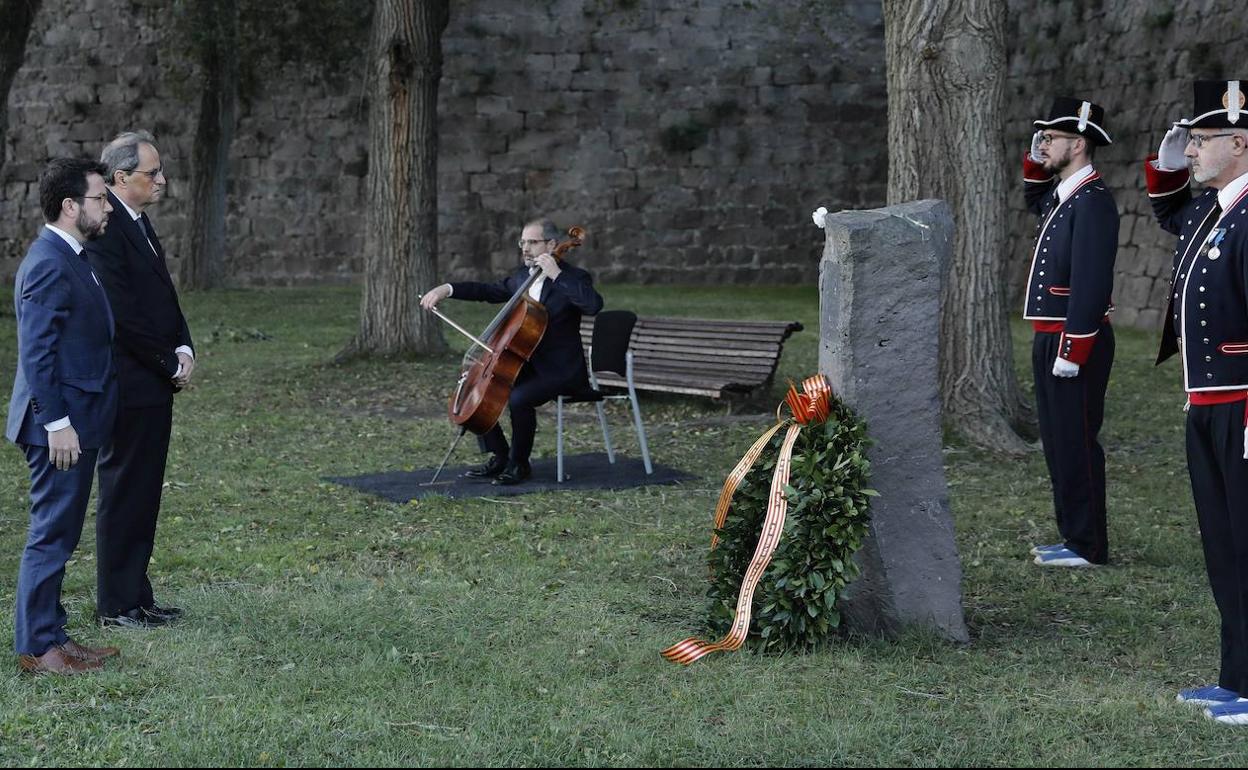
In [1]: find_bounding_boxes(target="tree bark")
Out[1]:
[346,0,448,358]
[0,0,42,180]
[883,0,1031,454]
[183,0,238,290]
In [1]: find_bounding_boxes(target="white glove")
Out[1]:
[1052,358,1080,378]
[811,206,829,229]
[1156,126,1190,172]
[1030,130,1045,163]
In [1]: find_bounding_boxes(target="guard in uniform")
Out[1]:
[1146,79,1248,725]
[1021,97,1119,568]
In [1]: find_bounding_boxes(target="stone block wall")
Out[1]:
[1,0,888,287]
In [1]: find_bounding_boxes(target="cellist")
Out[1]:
[420,218,604,485]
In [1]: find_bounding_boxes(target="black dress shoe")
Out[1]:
[465,454,508,478]
[99,607,175,629]
[143,604,183,620]
[492,463,532,486]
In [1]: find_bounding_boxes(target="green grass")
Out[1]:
[0,285,1244,765]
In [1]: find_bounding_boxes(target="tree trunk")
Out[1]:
[183,0,238,290]
[883,0,1031,454]
[0,0,42,180]
[346,0,448,358]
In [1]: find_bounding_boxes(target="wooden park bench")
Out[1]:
[578,315,804,400]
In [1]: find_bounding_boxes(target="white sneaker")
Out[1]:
[1033,547,1097,567]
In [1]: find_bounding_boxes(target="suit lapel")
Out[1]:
[108,190,176,291]
[40,227,115,339]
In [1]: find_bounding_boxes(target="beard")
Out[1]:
[1043,151,1071,175]
[76,209,107,240]
[1192,155,1226,184]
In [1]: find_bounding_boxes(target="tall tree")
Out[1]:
[883,0,1029,453]
[0,0,42,180]
[346,0,449,357]
[182,0,237,290]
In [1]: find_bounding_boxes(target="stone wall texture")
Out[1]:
[4,0,1244,330]
[0,0,888,288]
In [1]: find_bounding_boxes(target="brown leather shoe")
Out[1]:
[59,638,120,663]
[18,647,104,675]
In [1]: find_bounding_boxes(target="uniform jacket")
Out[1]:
[6,227,117,448]
[1022,154,1119,365]
[1146,159,1248,392]
[451,261,604,386]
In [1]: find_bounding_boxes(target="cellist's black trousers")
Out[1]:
[1032,325,1114,564]
[478,371,575,467]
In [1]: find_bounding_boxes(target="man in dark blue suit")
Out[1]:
[421,219,604,485]
[85,131,194,629]
[7,158,120,675]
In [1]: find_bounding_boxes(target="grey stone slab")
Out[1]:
[819,199,969,643]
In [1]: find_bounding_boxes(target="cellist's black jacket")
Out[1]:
[450,261,603,386]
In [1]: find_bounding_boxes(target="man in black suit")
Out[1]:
[84,131,194,628]
[421,219,603,485]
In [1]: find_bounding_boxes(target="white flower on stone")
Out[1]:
[812,206,829,229]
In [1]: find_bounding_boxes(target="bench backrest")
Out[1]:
[579,315,803,399]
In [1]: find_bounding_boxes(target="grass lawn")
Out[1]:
[0,284,1243,766]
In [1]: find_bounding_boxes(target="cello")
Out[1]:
[423,227,585,479]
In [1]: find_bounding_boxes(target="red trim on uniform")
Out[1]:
[1032,321,1064,333]
[1189,390,1248,406]
[1048,286,1071,296]
[1023,152,1053,183]
[1218,342,1248,355]
[1144,154,1190,196]
[1058,331,1097,366]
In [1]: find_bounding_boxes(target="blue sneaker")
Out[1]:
[1033,546,1097,567]
[1029,543,1064,556]
[1205,698,1248,725]
[1177,684,1240,706]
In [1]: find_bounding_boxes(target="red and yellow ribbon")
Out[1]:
[662,375,834,665]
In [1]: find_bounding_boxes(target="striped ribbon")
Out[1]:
[662,375,833,665]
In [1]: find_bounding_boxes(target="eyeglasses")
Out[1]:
[1039,134,1078,145]
[1188,133,1237,149]
[76,193,110,206]
[128,166,164,179]
[517,238,552,248]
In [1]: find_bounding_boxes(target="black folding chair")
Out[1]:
[555,310,654,483]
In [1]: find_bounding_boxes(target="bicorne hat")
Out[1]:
[1176,80,1246,129]
[1033,96,1112,146]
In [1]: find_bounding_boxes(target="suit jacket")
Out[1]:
[6,227,118,449]
[83,189,192,409]
[451,261,604,386]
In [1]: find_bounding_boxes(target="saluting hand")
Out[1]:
[1157,126,1190,172]
[534,253,561,281]
[1030,130,1045,162]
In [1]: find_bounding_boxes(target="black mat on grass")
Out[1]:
[327,452,696,501]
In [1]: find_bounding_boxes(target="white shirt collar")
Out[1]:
[109,189,142,221]
[1216,170,1248,212]
[1056,165,1096,204]
[45,225,83,255]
